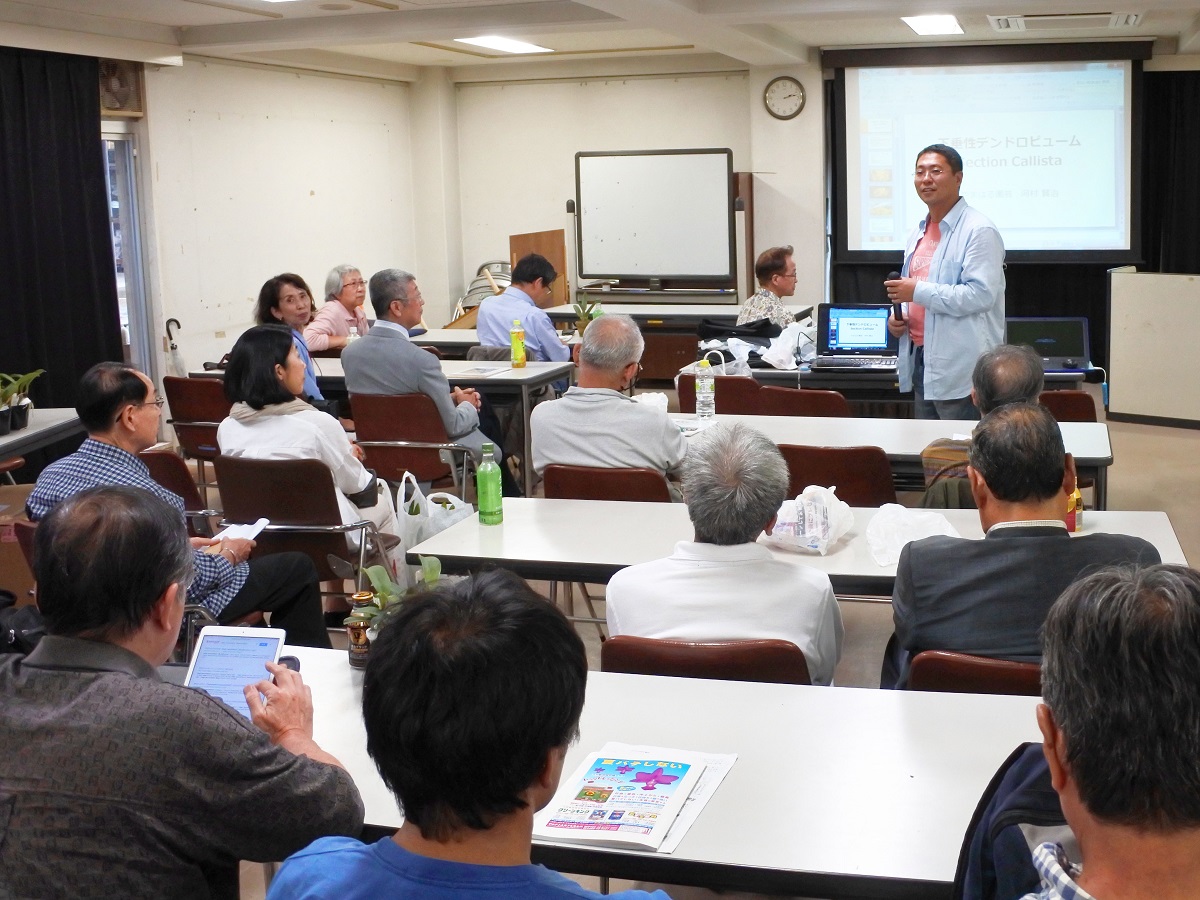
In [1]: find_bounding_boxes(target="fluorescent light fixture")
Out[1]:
[454,35,553,54]
[901,14,964,35]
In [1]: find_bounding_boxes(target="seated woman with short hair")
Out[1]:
[217,324,406,579]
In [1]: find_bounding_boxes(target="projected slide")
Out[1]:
[843,61,1132,252]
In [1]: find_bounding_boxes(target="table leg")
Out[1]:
[522,382,534,493]
[1092,466,1108,511]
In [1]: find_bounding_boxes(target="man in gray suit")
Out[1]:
[881,402,1160,688]
[343,269,516,493]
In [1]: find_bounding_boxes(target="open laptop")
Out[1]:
[809,303,899,370]
[1005,317,1092,373]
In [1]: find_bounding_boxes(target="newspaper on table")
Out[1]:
[533,742,736,853]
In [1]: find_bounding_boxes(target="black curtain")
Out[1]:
[1141,70,1200,275]
[0,46,122,412]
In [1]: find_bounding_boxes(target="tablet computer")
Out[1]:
[184,625,287,719]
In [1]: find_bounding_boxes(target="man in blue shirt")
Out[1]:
[477,253,572,369]
[886,143,1005,420]
[267,570,670,900]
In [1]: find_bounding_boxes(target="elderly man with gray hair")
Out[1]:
[1023,564,1200,898]
[304,263,370,352]
[530,313,687,479]
[605,421,843,685]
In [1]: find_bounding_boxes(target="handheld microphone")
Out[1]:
[887,272,902,319]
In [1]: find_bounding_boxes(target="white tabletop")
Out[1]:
[290,645,1043,895]
[0,408,83,461]
[409,498,1186,596]
[674,413,1113,466]
[546,303,808,320]
[305,357,573,387]
[408,328,481,346]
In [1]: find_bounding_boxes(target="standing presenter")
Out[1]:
[886,143,1005,420]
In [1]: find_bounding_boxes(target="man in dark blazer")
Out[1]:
[342,269,516,494]
[881,402,1160,688]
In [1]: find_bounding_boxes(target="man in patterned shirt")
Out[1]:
[1024,564,1200,899]
[27,362,329,647]
[0,486,364,898]
[736,245,799,328]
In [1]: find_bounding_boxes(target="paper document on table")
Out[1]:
[455,366,510,377]
[603,742,737,853]
[212,518,269,542]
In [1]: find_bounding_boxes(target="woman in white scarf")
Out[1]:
[217,324,404,578]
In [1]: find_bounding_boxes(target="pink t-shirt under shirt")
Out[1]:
[906,218,941,347]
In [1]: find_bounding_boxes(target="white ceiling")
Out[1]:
[5,0,1200,75]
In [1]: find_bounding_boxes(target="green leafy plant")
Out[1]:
[343,555,441,634]
[572,299,600,335]
[0,370,44,408]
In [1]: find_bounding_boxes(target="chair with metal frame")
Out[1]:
[541,465,673,637]
[1,457,24,484]
[139,449,220,538]
[162,376,230,507]
[754,386,852,417]
[777,443,898,507]
[212,455,382,597]
[350,393,479,500]
[907,649,1041,696]
[601,635,811,685]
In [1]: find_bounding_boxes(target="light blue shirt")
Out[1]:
[292,331,323,401]
[897,197,1005,401]
[477,286,571,363]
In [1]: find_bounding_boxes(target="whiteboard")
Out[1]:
[576,149,734,281]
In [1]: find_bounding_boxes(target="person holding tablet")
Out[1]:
[0,486,363,898]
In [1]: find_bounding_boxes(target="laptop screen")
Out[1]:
[1006,317,1090,364]
[821,304,896,355]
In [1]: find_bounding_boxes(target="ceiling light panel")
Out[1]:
[901,15,964,36]
[454,35,553,54]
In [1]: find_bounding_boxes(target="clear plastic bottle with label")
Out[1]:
[477,443,504,525]
[695,359,715,421]
[347,326,360,343]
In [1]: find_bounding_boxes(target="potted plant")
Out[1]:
[344,556,441,667]
[0,369,44,432]
[572,298,601,336]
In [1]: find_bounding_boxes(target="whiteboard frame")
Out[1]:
[574,148,736,283]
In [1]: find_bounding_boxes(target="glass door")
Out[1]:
[103,133,153,375]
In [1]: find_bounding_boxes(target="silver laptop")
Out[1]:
[810,303,899,371]
[1005,317,1091,373]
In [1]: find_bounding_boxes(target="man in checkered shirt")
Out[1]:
[27,362,329,647]
[1024,564,1200,899]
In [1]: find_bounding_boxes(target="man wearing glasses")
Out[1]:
[886,143,1006,420]
[477,253,572,369]
[26,362,329,647]
[737,245,800,328]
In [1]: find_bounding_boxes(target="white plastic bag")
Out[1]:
[865,504,961,567]
[420,492,474,542]
[762,485,855,555]
[394,472,429,550]
[631,392,670,412]
[674,349,752,390]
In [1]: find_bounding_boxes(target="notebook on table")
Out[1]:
[809,303,899,371]
[1005,317,1092,373]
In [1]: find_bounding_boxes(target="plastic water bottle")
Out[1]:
[477,443,503,525]
[510,318,526,368]
[348,325,360,343]
[695,359,715,421]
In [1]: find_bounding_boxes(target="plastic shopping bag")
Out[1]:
[762,485,855,555]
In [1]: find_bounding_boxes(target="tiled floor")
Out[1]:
[243,383,1193,897]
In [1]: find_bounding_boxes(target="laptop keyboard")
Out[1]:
[811,357,896,368]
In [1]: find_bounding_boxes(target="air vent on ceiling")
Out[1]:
[99,59,144,119]
[988,12,1142,33]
